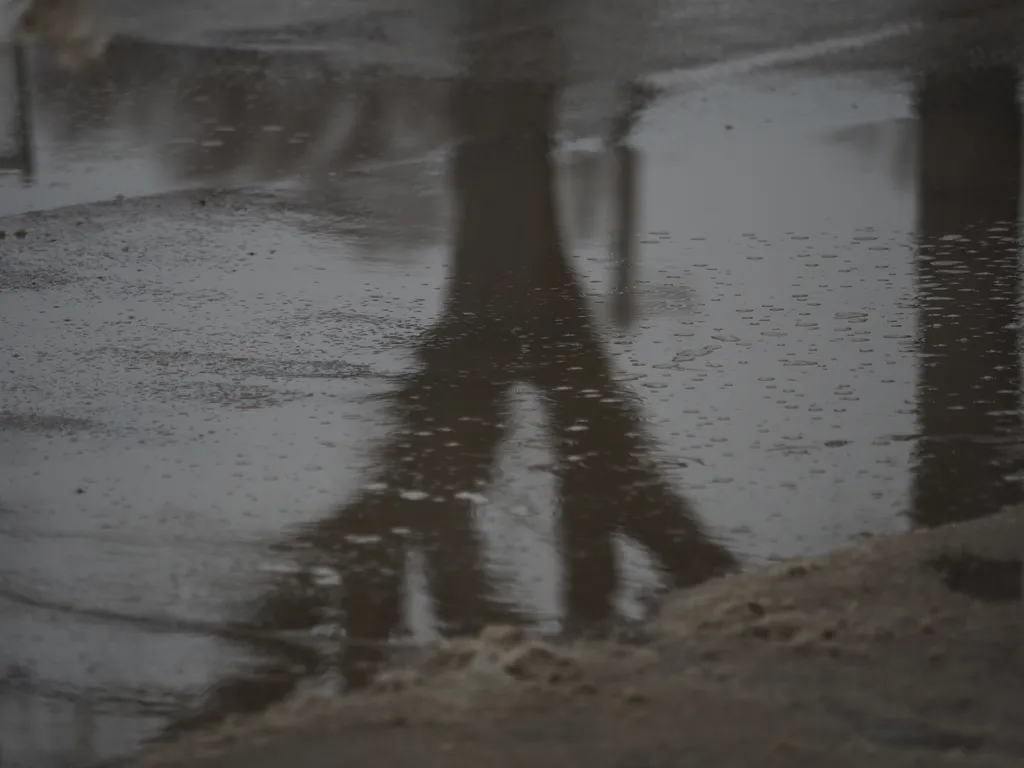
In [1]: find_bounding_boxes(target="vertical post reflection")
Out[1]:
[150,4,735,740]
[607,83,649,330]
[0,43,35,184]
[912,65,1023,527]
[609,139,638,329]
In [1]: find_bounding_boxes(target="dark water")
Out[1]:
[0,1,1023,765]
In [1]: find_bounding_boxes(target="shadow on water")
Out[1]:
[154,4,735,739]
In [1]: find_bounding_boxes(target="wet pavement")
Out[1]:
[1,1,1024,765]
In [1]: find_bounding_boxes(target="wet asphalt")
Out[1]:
[1,1,1024,765]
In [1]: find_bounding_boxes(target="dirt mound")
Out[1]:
[138,506,1024,767]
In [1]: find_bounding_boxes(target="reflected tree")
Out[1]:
[165,2,733,736]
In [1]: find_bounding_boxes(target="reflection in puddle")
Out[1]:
[1,2,1023,765]
[912,66,1023,527]
[0,41,33,183]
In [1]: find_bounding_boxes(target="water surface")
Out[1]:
[1,2,1022,765]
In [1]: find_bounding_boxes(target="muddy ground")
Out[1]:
[136,506,1023,767]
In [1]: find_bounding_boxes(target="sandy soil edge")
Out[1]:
[137,507,1023,767]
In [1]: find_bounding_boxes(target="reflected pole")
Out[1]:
[0,42,36,185]
[911,65,1023,527]
[607,82,654,329]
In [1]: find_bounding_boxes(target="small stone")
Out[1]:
[373,668,422,692]
[789,631,815,654]
[747,600,766,617]
[548,670,568,684]
[14,229,26,239]
[502,644,580,683]
[748,624,771,640]
[745,626,770,643]
[431,638,478,670]
[622,686,646,703]
[785,562,810,578]
[480,623,524,647]
[948,696,974,712]
[870,626,895,641]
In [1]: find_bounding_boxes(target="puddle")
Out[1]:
[1,2,1024,765]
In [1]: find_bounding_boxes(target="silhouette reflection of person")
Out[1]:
[166,4,734,735]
